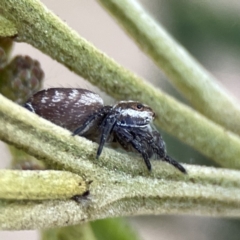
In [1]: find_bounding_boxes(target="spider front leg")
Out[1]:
[97,113,117,158]
[163,155,187,174]
[132,129,166,159]
[116,127,187,173]
[150,130,167,158]
[114,126,153,171]
[73,106,111,136]
[151,131,187,174]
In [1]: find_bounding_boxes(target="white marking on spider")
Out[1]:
[120,108,153,120]
[48,103,56,107]
[75,92,104,106]
[68,89,80,100]
[51,90,65,102]
[41,96,49,103]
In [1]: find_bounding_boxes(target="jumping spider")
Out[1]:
[25,88,186,173]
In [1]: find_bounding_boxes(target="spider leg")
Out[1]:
[97,115,117,158]
[134,129,166,158]
[151,130,166,158]
[147,131,186,173]
[113,127,133,150]
[128,128,186,173]
[149,131,186,173]
[132,137,152,171]
[163,155,187,174]
[114,127,152,171]
[73,106,111,136]
[72,113,99,136]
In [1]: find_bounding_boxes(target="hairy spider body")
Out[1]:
[24,88,186,173]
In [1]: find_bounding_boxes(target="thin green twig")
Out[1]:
[98,0,240,135]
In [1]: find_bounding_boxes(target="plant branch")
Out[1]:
[97,0,240,135]
[1,166,240,230]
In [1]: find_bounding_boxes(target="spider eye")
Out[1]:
[136,104,143,109]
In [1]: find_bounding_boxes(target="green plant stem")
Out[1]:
[0,0,240,169]
[0,170,87,200]
[1,166,240,230]
[98,0,240,135]
[0,94,240,230]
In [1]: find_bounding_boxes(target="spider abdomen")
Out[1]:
[24,88,104,132]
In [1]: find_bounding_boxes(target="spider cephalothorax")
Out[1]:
[25,88,186,173]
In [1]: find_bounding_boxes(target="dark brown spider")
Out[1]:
[24,88,186,173]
